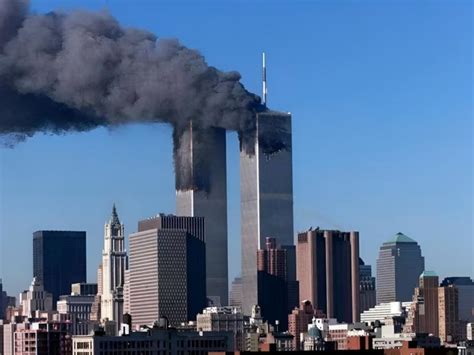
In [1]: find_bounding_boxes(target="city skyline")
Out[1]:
[0,0,472,299]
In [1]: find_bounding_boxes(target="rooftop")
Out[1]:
[384,232,417,244]
[420,270,438,278]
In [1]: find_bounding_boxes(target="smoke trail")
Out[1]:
[0,0,288,190]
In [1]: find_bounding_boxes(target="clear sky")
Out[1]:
[0,0,472,298]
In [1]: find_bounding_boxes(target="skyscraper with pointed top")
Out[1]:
[100,204,127,329]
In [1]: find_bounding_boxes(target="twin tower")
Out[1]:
[175,109,294,315]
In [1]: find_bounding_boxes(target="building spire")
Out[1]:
[110,203,120,226]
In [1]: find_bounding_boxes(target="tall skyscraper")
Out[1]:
[33,230,86,306]
[376,232,425,304]
[359,258,376,313]
[129,215,206,327]
[175,124,228,306]
[296,229,360,323]
[100,205,127,328]
[240,110,294,315]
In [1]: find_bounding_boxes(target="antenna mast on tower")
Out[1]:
[262,52,267,107]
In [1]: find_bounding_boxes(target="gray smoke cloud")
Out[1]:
[0,0,287,191]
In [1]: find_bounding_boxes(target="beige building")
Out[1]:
[438,284,459,343]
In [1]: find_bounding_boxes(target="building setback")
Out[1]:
[33,230,86,306]
[376,232,424,304]
[175,124,228,306]
[128,215,206,328]
[296,229,360,323]
[240,110,294,316]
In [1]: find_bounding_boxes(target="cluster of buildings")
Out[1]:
[0,107,472,354]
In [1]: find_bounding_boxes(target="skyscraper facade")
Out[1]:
[240,110,294,315]
[296,229,360,323]
[438,284,459,343]
[19,277,53,317]
[100,205,127,328]
[229,277,242,308]
[33,230,86,306]
[175,124,228,306]
[376,232,425,304]
[359,258,376,313]
[440,277,474,323]
[129,215,206,327]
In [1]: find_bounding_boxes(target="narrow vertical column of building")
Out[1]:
[350,231,360,322]
[176,123,228,306]
[325,231,334,319]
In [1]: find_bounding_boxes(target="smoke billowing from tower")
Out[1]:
[0,0,291,189]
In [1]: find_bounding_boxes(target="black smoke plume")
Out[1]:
[0,0,287,191]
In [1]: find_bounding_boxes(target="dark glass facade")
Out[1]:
[33,231,87,306]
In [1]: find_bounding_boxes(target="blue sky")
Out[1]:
[0,0,472,298]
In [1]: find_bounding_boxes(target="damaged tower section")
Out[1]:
[175,122,228,306]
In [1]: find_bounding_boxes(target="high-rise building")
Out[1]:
[128,215,206,327]
[33,230,86,306]
[257,237,289,329]
[376,232,424,304]
[240,110,294,315]
[57,293,95,335]
[438,284,459,343]
[175,124,228,306]
[359,258,376,313]
[19,277,53,317]
[440,277,474,323]
[296,229,360,323]
[404,271,439,336]
[100,205,127,329]
[229,277,242,308]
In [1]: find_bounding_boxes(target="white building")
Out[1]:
[19,277,53,317]
[197,306,244,350]
[360,301,412,324]
[100,205,127,331]
[468,323,473,341]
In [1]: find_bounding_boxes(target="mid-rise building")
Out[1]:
[71,283,97,297]
[376,232,424,304]
[100,205,127,332]
[360,301,412,324]
[438,284,459,343]
[128,214,206,327]
[33,230,87,306]
[404,271,439,336]
[19,277,53,317]
[288,300,320,350]
[13,322,72,355]
[57,293,96,335]
[72,321,233,355]
[196,306,244,350]
[0,279,16,320]
[240,110,294,316]
[359,258,376,313]
[257,237,294,330]
[296,229,360,323]
[440,277,474,323]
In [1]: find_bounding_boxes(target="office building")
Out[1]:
[19,277,53,317]
[359,258,376,313]
[72,321,233,355]
[71,283,97,297]
[57,293,95,335]
[229,277,242,308]
[128,215,206,327]
[360,301,412,324]
[257,237,292,329]
[288,300,320,351]
[296,229,360,323]
[175,124,228,306]
[0,279,16,320]
[33,230,86,305]
[100,205,127,330]
[196,306,244,350]
[438,284,459,343]
[240,110,294,315]
[13,322,72,355]
[440,277,474,323]
[376,232,424,304]
[404,271,439,336]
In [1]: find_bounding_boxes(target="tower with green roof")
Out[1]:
[376,232,425,304]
